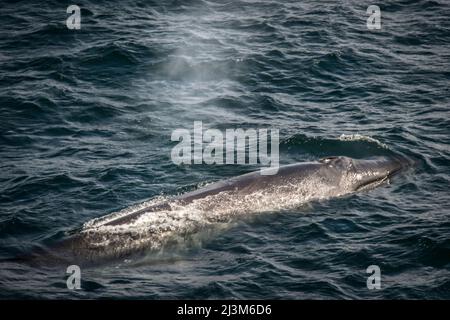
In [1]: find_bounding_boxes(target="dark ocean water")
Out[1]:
[1,0,449,299]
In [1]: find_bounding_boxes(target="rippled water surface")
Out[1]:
[1,0,449,299]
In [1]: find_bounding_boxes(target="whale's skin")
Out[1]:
[31,156,406,266]
[102,155,405,226]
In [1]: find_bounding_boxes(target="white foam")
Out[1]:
[82,195,169,229]
[338,134,388,149]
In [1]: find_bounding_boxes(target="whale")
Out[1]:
[26,155,408,266]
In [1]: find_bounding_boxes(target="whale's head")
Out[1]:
[318,156,406,192]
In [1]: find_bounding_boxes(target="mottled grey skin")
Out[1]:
[104,155,405,226]
[23,156,407,266]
